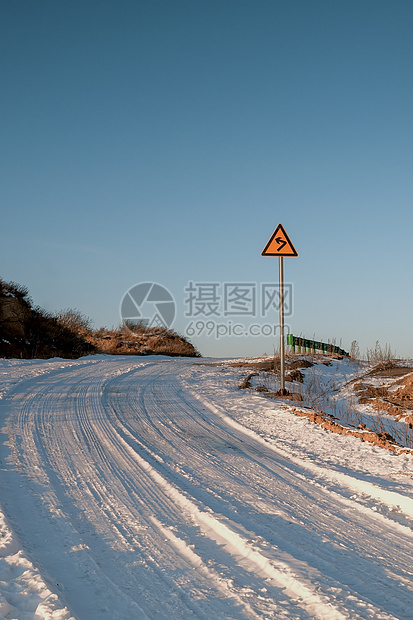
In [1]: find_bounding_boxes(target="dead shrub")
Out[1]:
[285,369,304,383]
[239,373,258,389]
[366,341,395,367]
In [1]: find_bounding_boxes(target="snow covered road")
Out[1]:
[1,356,413,619]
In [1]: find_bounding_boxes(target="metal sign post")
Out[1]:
[261,223,298,395]
[279,256,285,393]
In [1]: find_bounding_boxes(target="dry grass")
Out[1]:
[366,341,396,368]
[88,322,200,357]
[236,350,413,451]
[1,279,95,359]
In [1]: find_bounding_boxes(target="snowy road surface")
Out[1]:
[1,356,413,619]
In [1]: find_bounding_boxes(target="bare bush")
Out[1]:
[0,278,31,303]
[366,341,395,368]
[349,340,360,360]
[1,278,200,359]
[55,309,93,335]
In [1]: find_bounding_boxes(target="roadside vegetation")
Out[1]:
[235,344,413,453]
[0,279,95,359]
[0,278,200,359]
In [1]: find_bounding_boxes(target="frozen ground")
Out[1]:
[242,355,413,450]
[0,355,413,619]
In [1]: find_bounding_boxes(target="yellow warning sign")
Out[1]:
[261,223,298,257]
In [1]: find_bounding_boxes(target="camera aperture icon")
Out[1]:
[120,282,176,330]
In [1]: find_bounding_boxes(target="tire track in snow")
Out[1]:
[44,364,245,618]
[76,363,308,618]
[2,360,287,618]
[1,358,412,619]
[1,361,152,619]
[185,377,413,523]
[111,420,347,619]
[107,362,408,619]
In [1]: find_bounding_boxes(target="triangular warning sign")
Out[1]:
[261,223,298,257]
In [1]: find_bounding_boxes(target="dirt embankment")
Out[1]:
[291,363,413,455]
[353,367,413,426]
[0,278,200,359]
[286,406,409,454]
[237,356,413,455]
[87,326,200,357]
[0,280,95,359]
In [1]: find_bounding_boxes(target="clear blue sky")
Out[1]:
[1,0,412,358]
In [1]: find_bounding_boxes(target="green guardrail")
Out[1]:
[286,334,348,357]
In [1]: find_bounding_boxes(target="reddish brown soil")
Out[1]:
[353,368,413,422]
[286,406,412,455]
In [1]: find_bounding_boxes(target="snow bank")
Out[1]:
[0,511,74,620]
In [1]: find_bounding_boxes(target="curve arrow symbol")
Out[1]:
[275,237,287,251]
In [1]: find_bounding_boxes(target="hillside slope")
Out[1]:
[0,278,199,359]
